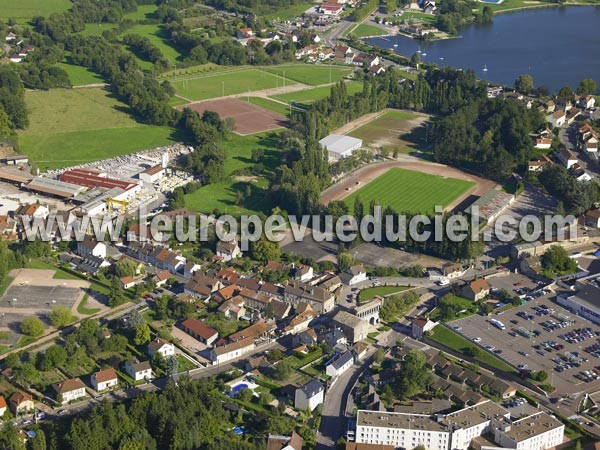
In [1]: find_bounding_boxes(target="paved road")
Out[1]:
[316,349,376,450]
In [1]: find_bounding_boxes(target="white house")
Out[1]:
[125,360,153,381]
[77,235,107,258]
[319,134,362,161]
[54,378,87,404]
[295,379,324,411]
[209,337,255,365]
[293,264,313,282]
[147,338,175,358]
[16,203,49,221]
[216,239,242,261]
[534,137,552,149]
[557,148,578,169]
[139,165,166,183]
[325,351,353,378]
[91,368,119,391]
[579,95,596,109]
[547,110,566,128]
[411,315,436,339]
[341,265,367,285]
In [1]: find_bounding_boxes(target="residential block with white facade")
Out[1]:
[355,401,564,450]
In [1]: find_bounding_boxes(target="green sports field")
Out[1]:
[344,168,475,214]
[271,81,363,105]
[1,0,72,22]
[18,88,175,170]
[262,64,354,86]
[171,69,296,102]
[246,97,291,116]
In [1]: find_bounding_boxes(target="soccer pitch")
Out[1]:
[344,168,475,214]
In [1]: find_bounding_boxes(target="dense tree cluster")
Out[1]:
[435,0,478,35]
[6,376,302,450]
[538,164,600,214]
[122,33,168,67]
[541,245,578,278]
[0,66,28,138]
[431,98,545,181]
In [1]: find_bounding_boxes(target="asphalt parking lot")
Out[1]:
[0,285,82,309]
[449,295,600,399]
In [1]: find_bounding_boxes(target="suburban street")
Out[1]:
[315,349,376,450]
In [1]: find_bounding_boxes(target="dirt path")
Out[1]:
[320,154,498,210]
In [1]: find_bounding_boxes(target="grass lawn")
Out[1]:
[345,168,474,215]
[246,97,291,116]
[399,11,437,24]
[1,0,72,22]
[263,1,314,20]
[77,292,101,315]
[124,4,157,20]
[429,325,516,373]
[78,23,119,36]
[261,64,353,86]
[203,315,248,337]
[358,286,408,302]
[57,61,104,86]
[170,68,294,101]
[18,88,176,170]
[184,132,282,215]
[271,81,363,105]
[0,277,14,297]
[352,24,388,37]
[122,24,182,65]
[348,109,425,150]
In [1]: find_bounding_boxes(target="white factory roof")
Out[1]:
[318,134,362,155]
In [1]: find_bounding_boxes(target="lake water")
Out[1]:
[365,6,600,92]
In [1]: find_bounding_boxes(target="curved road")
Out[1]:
[316,349,376,450]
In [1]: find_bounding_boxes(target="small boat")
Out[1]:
[422,52,427,56]
[417,46,422,53]
[483,64,488,72]
[393,43,398,47]
[439,57,444,60]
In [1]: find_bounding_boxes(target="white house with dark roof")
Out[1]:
[125,360,153,381]
[295,379,324,411]
[147,338,175,358]
[216,239,242,261]
[341,265,367,285]
[325,351,354,378]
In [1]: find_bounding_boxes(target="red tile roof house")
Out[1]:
[91,368,119,391]
[9,391,34,415]
[181,318,219,345]
[461,279,490,301]
[0,396,7,416]
[153,269,171,287]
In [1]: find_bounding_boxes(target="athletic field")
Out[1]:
[344,168,475,214]
[170,69,296,102]
[261,64,354,85]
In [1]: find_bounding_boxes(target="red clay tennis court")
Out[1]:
[180,98,288,135]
